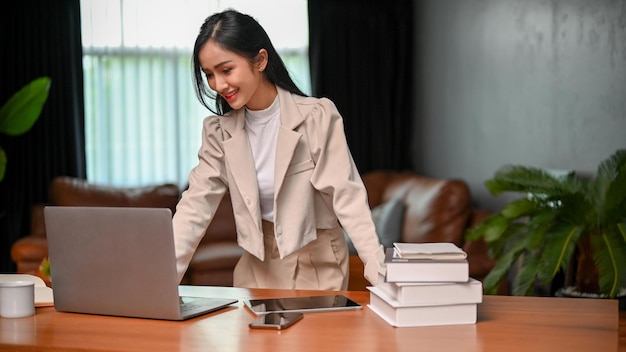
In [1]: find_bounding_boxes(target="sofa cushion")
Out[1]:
[365,172,471,247]
[371,198,405,249]
[345,198,405,255]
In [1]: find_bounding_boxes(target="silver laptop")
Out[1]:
[44,206,237,320]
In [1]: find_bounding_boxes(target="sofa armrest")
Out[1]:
[462,209,495,280]
[462,237,494,281]
[11,204,49,275]
[347,255,368,291]
[11,236,48,275]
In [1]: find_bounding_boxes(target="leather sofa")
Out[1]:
[12,171,498,292]
[9,176,243,287]
[10,177,181,284]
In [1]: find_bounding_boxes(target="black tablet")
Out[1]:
[243,295,362,315]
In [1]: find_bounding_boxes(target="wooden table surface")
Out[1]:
[0,286,621,352]
[619,311,626,352]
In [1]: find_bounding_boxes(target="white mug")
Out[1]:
[0,281,35,318]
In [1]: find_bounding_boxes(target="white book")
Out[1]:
[0,274,54,307]
[384,248,469,283]
[393,242,467,260]
[376,272,483,306]
[368,286,477,327]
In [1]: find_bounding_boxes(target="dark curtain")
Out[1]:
[308,0,414,174]
[0,0,85,272]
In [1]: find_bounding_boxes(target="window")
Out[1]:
[81,0,310,187]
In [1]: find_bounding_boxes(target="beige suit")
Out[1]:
[173,87,384,288]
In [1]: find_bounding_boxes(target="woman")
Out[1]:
[173,9,384,290]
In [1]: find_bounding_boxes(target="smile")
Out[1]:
[222,90,238,101]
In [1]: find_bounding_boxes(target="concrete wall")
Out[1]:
[411,0,626,210]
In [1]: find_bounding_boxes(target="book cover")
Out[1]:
[393,242,467,260]
[384,248,469,282]
[375,272,483,306]
[0,274,54,307]
[367,286,477,327]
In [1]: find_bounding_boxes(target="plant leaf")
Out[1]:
[465,213,509,242]
[537,224,581,282]
[0,76,51,135]
[592,226,626,298]
[485,165,576,196]
[556,193,592,226]
[513,253,540,296]
[594,149,626,225]
[483,235,526,294]
[618,222,626,244]
[501,198,536,219]
[483,214,511,242]
[525,216,554,250]
[488,223,525,258]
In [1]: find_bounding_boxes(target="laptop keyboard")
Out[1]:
[178,296,238,319]
[180,301,204,313]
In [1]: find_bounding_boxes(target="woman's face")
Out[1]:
[199,40,270,110]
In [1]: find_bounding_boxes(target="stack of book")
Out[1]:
[367,242,482,327]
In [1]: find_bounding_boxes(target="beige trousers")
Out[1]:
[233,221,349,290]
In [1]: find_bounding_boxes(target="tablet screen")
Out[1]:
[243,295,362,315]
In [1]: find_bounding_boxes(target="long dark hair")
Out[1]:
[192,9,306,115]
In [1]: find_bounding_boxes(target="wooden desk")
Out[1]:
[0,286,620,352]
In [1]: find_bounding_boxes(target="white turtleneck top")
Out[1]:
[244,95,280,222]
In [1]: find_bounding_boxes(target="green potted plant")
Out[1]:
[466,149,626,299]
[0,76,51,182]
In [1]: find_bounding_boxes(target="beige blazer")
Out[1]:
[173,87,384,284]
